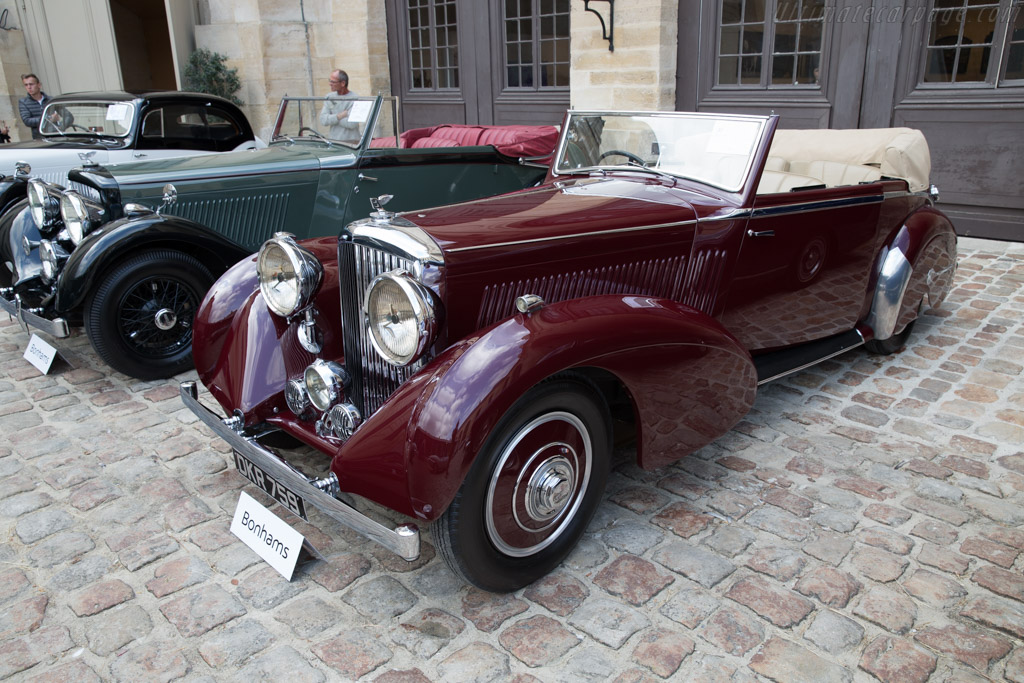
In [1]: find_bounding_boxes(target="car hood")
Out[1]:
[406,175,701,255]
[105,144,355,187]
[0,145,114,182]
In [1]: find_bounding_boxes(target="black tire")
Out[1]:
[436,378,611,592]
[865,318,916,355]
[85,250,213,380]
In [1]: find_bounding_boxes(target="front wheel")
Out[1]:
[436,378,611,592]
[85,250,212,380]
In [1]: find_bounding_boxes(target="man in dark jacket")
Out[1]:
[18,73,51,139]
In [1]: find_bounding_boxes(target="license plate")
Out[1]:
[233,451,308,521]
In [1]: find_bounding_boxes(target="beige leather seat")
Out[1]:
[788,160,882,187]
[756,171,823,194]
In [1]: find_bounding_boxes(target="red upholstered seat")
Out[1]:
[369,137,397,148]
[410,136,462,148]
[395,124,558,158]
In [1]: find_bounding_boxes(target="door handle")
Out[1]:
[134,153,147,158]
[747,229,775,237]
[358,173,378,182]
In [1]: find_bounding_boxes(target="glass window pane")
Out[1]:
[721,25,741,54]
[719,56,739,84]
[925,47,958,82]
[745,0,765,22]
[742,28,764,54]
[772,54,794,83]
[798,21,821,52]
[722,0,743,24]
[802,0,825,20]
[741,56,762,83]
[796,53,820,84]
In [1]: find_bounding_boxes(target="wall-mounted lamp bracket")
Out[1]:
[582,0,614,52]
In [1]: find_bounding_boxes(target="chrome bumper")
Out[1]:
[179,381,420,561]
[0,293,70,338]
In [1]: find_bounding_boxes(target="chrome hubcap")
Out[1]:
[154,308,177,330]
[524,454,575,522]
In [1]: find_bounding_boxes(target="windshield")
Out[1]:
[555,111,769,192]
[40,101,135,137]
[272,96,398,149]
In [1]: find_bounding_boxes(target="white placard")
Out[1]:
[106,104,130,121]
[23,334,58,374]
[230,491,305,580]
[348,100,372,124]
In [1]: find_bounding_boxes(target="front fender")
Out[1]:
[335,295,757,521]
[54,213,250,313]
[194,236,342,413]
[0,202,42,288]
[0,176,27,216]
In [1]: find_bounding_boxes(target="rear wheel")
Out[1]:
[865,319,916,355]
[436,378,611,592]
[85,250,212,380]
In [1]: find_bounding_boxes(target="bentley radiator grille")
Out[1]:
[339,242,422,416]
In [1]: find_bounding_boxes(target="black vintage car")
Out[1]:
[0,90,261,216]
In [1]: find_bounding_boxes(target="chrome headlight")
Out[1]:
[303,359,349,412]
[257,233,323,317]
[59,191,103,246]
[363,269,437,366]
[28,179,60,230]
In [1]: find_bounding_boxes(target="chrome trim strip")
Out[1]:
[180,382,420,561]
[750,194,883,218]
[757,330,865,385]
[117,166,317,187]
[0,295,70,338]
[447,218,701,254]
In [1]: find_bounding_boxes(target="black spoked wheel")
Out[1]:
[436,377,611,592]
[85,250,213,380]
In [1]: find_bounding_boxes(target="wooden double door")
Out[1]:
[385,0,570,129]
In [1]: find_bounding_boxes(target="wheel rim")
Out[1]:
[116,276,198,358]
[485,411,592,557]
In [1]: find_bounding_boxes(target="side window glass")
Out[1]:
[136,104,245,151]
[141,109,164,139]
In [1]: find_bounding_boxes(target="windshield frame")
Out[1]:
[39,100,137,139]
[270,95,400,150]
[551,110,770,193]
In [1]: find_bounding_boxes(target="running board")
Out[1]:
[754,329,865,385]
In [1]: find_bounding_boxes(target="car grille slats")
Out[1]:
[172,193,289,250]
[475,256,689,329]
[339,241,420,417]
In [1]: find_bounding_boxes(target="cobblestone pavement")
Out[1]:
[1,238,1023,683]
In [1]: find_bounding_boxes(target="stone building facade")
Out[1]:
[0,0,1019,239]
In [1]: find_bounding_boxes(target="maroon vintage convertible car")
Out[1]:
[181,110,957,591]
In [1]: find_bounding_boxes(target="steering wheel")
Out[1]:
[68,124,90,133]
[598,149,647,167]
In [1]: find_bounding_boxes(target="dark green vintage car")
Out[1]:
[0,95,557,379]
